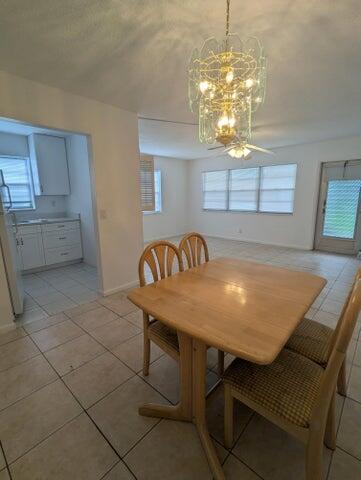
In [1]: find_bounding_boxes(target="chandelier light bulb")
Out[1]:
[245,78,254,89]
[225,69,234,84]
[199,81,209,94]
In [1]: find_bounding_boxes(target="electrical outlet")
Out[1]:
[238,227,243,233]
[51,200,56,207]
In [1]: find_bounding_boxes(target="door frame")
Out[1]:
[314,160,361,255]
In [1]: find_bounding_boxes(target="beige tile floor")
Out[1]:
[1,237,361,479]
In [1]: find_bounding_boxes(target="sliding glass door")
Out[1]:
[315,161,361,254]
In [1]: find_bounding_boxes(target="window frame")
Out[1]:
[0,155,36,211]
[202,163,297,215]
[143,169,162,215]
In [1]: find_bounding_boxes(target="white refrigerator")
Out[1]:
[0,170,24,316]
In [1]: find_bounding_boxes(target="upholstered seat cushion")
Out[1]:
[223,349,324,428]
[285,317,333,366]
[149,320,179,352]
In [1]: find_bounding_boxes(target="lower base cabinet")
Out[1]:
[16,220,83,272]
[18,232,45,271]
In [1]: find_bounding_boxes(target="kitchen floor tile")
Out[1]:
[102,461,134,480]
[337,398,361,459]
[88,376,168,457]
[223,454,261,479]
[0,380,82,463]
[89,318,140,349]
[71,306,118,333]
[111,333,164,373]
[63,352,134,408]
[10,414,118,480]
[0,337,39,372]
[124,419,226,480]
[0,327,26,347]
[42,298,78,315]
[328,448,361,479]
[64,301,99,319]
[0,355,57,411]
[22,313,68,335]
[0,470,9,480]
[30,320,83,352]
[232,414,331,480]
[44,334,105,376]
[98,293,138,316]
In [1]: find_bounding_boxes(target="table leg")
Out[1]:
[138,334,225,480]
[192,339,226,480]
[139,332,193,422]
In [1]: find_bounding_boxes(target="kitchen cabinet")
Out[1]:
[15,220,83,271]
[28,134,70,196]
[17,232,45,271]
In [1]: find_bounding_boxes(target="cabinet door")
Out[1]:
[30,134,70,195]
[19,234,45,270]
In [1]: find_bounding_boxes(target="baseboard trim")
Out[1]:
[102,279,139,297]
[143,232,187,243]
[201,233,312,251]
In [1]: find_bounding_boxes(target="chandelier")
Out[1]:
[188,0,266,147]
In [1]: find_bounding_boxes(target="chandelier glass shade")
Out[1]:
[188,0,266,147]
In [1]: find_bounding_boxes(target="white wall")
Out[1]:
[0,70,143,295]
[142,156,188,242]
[188,135,361,250]
[66,134,97,267]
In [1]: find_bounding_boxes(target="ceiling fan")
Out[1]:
[208,140,275,159]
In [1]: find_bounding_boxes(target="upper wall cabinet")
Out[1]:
[28,134,70,196]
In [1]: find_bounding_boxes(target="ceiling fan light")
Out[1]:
[227,146,251,158]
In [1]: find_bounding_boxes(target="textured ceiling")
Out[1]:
[0,0,361,158]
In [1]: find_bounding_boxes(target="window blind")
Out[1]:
[259,164,297,213]
[229,168,259,211]
[0,156,34,210]
[203,170,228,210]
[140,154,155,212]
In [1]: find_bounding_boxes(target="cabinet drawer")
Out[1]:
[16,225,42,236]
[42,221,80,233]
[43,229,81,249]
[44,244,83,265]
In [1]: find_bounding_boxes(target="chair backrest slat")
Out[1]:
[139,240,183,286]
[179,233,209,269]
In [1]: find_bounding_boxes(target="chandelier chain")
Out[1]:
[226,0,230,36]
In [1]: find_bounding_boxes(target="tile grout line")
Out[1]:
[0,440,13,480]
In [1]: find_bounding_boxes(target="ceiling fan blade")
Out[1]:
[207,145,224,151]
[246,144,275,155]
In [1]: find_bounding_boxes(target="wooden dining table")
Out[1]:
[127,257,327,480]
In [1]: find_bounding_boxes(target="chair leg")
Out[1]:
[324,391,336,450]
[305,429,324,480]
[217,350,224,377]
[143,331,151,376]
[224,384,234,449]
[337,359,347,396]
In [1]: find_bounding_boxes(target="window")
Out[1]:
[259,164,297,213]
[144,170,162,214]
[0,156,35,210]
[202,164,297,214]
[202,170,228,210]
[229,168,259,211]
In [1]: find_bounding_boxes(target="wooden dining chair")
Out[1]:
[223,278,361,480]
[179,232,209,268]
[139,240,184,376]
[285,268,361,396]
[179,232,224,376]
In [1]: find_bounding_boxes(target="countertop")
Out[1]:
[16,217,80,226]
